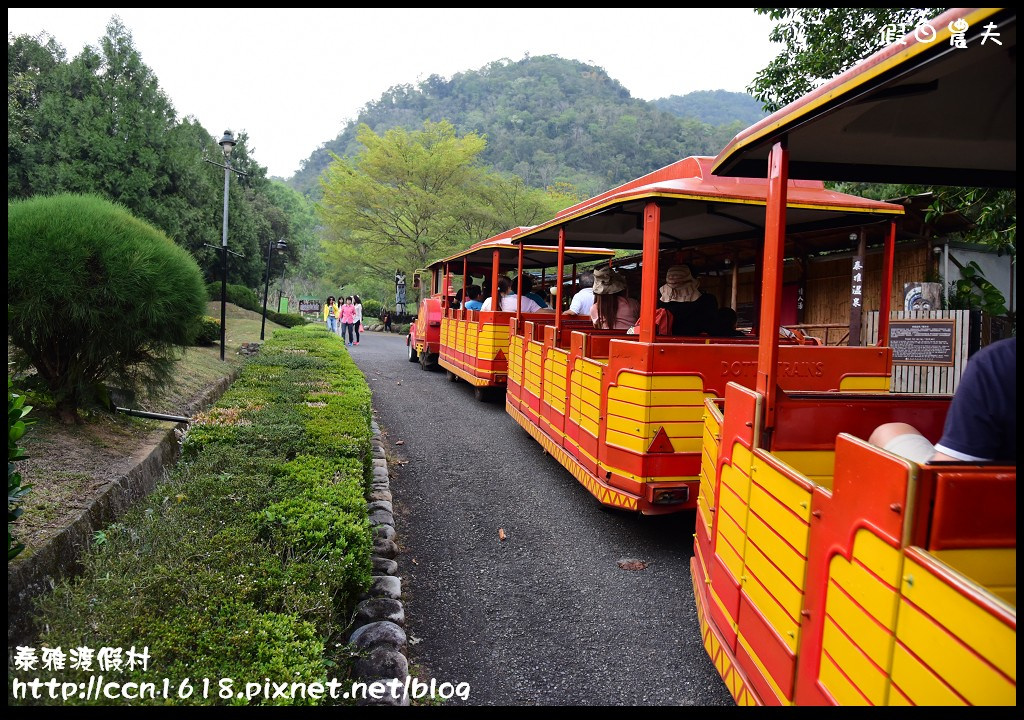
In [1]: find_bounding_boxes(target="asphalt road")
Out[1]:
[348,330,734,707]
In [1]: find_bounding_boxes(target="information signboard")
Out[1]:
[888,318,956,366]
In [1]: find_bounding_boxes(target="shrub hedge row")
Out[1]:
[206,281,308,328]
[23,325,374,706]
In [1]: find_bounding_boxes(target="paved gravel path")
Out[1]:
[348,331,733,706]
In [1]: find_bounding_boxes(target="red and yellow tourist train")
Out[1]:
[691,7,1015,705]
[401,6,1014,705]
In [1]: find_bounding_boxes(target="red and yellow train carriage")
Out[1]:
[693,7,1015,705]
[408,226,614,399]
[504,156,903,515]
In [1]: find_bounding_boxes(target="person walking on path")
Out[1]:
[381,308,393,333]
[323,296,338,333]
[339,296,358,345]
[352,294,364,345]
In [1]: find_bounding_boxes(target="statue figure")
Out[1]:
[395,270,407,314]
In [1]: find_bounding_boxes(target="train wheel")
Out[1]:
[473,386,489,402]
[447,370,458,383]
[407,340,418,363]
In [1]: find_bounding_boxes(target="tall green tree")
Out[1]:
[748,8,944,113]
[317,120,488,281]
[8,19,319,293]
[317,120,578,292]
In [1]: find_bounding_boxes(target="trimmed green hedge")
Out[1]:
[22,325,375,706]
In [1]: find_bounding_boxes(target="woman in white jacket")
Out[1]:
[352,294,363,345]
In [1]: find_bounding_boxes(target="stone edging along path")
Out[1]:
[345,418,410,706]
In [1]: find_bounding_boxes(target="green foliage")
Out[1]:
[317,120,579,289]
[207,282,261,312]
[27,325,375,705]
[192,316,221,346]
[748,8,944,113]
[947,261,1008,316]
[8,376,34,561]
[7,193,207,423]
[652,90,766,126]
[266,310,308,328]
[360,298,383,318]
[8,22,322,293]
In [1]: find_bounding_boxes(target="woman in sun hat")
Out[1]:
[589,266,640,330]
[658,264,718,335]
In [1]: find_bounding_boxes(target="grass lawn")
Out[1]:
[10,303,290,559]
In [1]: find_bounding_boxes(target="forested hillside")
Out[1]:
[652,89,766,127]
[289,55,749,198]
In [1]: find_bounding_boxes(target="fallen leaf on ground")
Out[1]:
[412,558,418,565]
[395,440,405,445]
[617,558,648,571]
[498,528,507,541]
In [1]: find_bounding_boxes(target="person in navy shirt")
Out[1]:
[870,336,1016,463]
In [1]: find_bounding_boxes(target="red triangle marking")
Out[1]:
[647,426,675,453]
[494,349,507,363]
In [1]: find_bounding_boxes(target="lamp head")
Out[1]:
[219,130,237,156]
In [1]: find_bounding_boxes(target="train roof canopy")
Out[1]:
[433,226,615,270]
[712,8,1016,188]
[510,156,902,259]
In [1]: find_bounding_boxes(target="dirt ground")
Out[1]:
[10,304,275,559]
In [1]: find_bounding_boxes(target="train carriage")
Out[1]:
[694,7,1015,705]
[407,226,614,399]
[504,156,905,515]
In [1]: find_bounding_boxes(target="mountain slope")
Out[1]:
[289,55,749,198]
[652,89,767,127]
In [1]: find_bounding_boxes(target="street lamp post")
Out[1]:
[261,238,288,340]
[218,130,237,361]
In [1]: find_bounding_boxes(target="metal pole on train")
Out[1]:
[730,255,739,310]
[462,257,468,317]
[555,227,566,339]
[516,241,524,316]
[756,140,789,432]
[639,201,661,344]
[490,249,500,311]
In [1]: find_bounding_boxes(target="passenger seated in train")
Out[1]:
[451,288,463,309]
[589,267,640,330]
[711,307,748,337]
[657,264,718,335]
[463,285,484,311]
[480,276,542,312]
[869,336,1016,464]
[564,270,596,316]
[515,274,549,309]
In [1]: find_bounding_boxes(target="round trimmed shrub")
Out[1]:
[8,193,207,422]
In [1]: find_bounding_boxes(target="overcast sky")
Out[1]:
[8,8,782,179]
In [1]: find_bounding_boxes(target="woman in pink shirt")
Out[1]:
[339,296,358,345]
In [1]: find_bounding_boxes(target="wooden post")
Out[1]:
[877,220,896,347]
[849,229,866,346]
